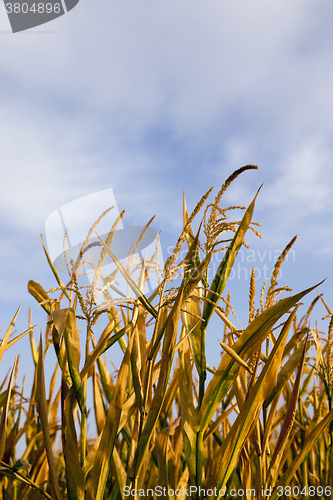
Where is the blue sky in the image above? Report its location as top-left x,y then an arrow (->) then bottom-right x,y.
1,0 -> 333,393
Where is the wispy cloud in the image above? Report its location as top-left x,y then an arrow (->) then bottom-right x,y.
0,0 -> 333,313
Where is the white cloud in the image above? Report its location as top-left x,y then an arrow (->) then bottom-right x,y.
0,0 -> 328,130
0,0 -> 333,252
266,140 -> 332,210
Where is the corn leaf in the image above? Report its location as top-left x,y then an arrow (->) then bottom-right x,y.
28,281 -> 51,315
62,381 -> 85,500
0,306 -> 21,363
0,357 -> 17,461
212,306 -> 292,497
178,329 -> 199,478
267,338 -> 308,484
181,289 -> 203,378
270,407 -> 333,500
219,341 -> 253,374
40,235 -> 71,301
89,328 -> 135,500
202,186 -> 262,329
131,286 -> 184,482
199,281 -> 323,433
264,339 -> 310,408
53,308 -> 87,416
36,336 -> 63,500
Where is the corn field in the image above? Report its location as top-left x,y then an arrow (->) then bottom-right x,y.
1,165 -> 333,500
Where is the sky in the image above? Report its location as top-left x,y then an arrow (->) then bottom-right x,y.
1,0 -> 333,400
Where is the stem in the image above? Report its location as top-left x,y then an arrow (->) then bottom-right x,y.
196,431 -> 204,500
198,327 -> 207,408
196,325 -> 206,499
0,462 -> 56,500
81,324 -> 90,467
139,283 -> 166,437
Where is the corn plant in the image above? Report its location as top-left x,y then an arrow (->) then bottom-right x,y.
1,166 -> 333,500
